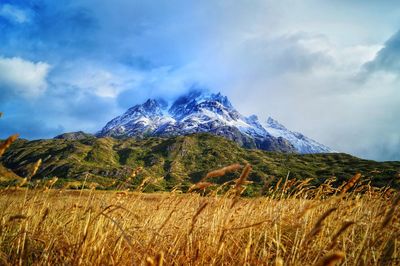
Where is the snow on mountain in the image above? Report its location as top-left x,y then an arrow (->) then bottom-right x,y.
97,90 -> 333,154
264,117 -> 333,153
97,99 -> 173,137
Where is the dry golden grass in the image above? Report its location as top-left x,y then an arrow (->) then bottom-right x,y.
0,133 -> 399,265
0,180 -> 398,265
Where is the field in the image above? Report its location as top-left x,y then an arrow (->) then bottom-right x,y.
1,134 -> 399,265
0,174 -> 399,265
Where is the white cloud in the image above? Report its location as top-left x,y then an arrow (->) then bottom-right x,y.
0,4 -> 31,24
50,60 -> 144,99
73,69 -> 124,98
206,32 -> 397,161
0,56 -> 51,97
49,57 -> 194,102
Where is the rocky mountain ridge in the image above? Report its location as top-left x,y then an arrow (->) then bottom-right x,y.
97,90 -> 332,154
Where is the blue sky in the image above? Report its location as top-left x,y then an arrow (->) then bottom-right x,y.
0,0 -> 400,161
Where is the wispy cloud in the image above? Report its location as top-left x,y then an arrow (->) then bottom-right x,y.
0,4 -> 31,24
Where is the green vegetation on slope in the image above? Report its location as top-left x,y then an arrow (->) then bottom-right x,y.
1,133 -> 399,193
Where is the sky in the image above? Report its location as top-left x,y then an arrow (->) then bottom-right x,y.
0,0 -> 400,161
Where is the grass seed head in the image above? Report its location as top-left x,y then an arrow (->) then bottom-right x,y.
203,163 -> 242,181
340,173 -> 362,194
316,251 -> 345,266
0,134 -> 19,157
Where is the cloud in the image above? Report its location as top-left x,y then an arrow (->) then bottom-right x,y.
0,1 -> 99,62
51,61 -> 132,98
0,0 -> 399,161
187,29 -> 396,161
364,30 -> 400,73
0,4 -> 31,24
0,85 -> 121,139
0,56 -> 50,98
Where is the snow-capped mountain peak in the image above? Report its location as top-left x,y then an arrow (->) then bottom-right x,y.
97,90 -> 333,154
266,117 -> 287,131
169,90 -> 234,120
130,99 -> 165,117
96,98 -> 172,137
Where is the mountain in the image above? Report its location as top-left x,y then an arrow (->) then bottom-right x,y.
2,134 -> 399,192
97,90 -> 332,154
265,117 -> 332,153
54,131 -> 95,140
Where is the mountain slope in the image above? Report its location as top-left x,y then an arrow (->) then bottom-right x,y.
54,131 -> 95,140
97,99 -> 173,138
97,90 -> 332,154
265,117 -> 332,153
2,134 -> 399,192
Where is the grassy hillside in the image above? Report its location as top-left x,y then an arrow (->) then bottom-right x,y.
1,133 -> 399,193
